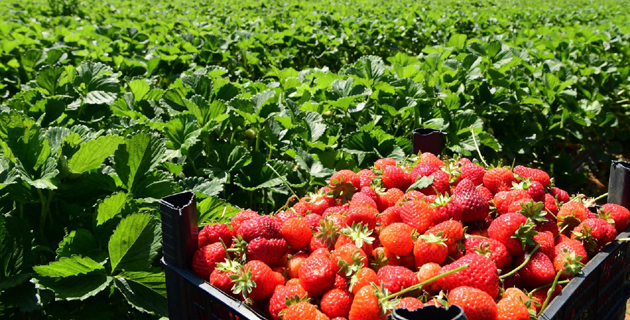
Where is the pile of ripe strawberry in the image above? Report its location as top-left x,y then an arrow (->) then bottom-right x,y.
190,153 -> 630,320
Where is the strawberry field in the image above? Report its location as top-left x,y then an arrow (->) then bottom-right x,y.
1,0 -> 630,319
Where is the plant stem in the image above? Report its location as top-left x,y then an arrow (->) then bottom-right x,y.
37,189 -> 48,242
593,193 -> 608,202
538,270 -> 563,316
529,279 -> 570,295
470,125 -> 489,167
266,163 -> 298,198
384,264 -> 470,300
499,244 -> 540,279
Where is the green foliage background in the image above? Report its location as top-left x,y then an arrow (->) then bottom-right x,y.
0,0 -> 629,318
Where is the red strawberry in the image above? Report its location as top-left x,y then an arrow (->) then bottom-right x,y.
319,186 -> 339,207
210,268 -> 237,297
350,267 -> 378,295
377,265 -> 418,294
284,301 -> 329,320
536,216 -> 560,237
488,212 -> 536,256
476,185 -> 494,202
282,217 -> 313,250
512,180 -> 545,202
494,190 -> 530,215
275,210 -> 297,225
268,284 -> 308,320
413,233 -> 448,266
198,223 -> 233,248
302,192 -> 332,215
426,220 -> 464,253
374,158 -> 397,170
292,201 -> 310,216
331,244 -> 368,275
448,286 -> 498,320
531,284 -> 562,310
464,237 -> 512,269
483,167 -> 517,194
379,223 -> 414,256
360,186 -> 379,204
192,243 -> 227,280
438,254 -> 500,299
550,187 -> 570,203
452,179 -> 490,222
306,213 -> 323,230
376,206 -> 403,232
231,209 -> 259,234
516,251 -> 556,289
336,222 -> 375,255
382,165 -> 411,191
349,285 -> 385,320
544,193 -> 559,216
409,163 -> 439,183
420,152 -> 444,167
287,252 -> 309,279
330,170 -> 361,200
323,205 -> 349,217
533,231 -> 555,259
400,200 -> 434,233
299,254 -> 335,297
600,203 -> 630,233
431,193 -> 464,223
233,260 -> 281,301
416,262 -> 441,294
460,163 -> 486,186
557,201 -> 588,232
350,192 -> 378,210
421,170 -> 450,195
396,297 -> 424,311
321,289 -> 353,318
237,216 -> 281,242
513,165 -> 551,188
496,296 -> 531,320
246,237 -> 288,266
571,218 -> 617,254
334,273 -> 349,290
358,169 -> 376,189
553,238 -> 587,278
376,188 -> 404,212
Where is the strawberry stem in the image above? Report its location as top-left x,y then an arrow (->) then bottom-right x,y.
469,125 -> 489,167
593,193 -> 608,202
499,244 -> 540,279
383,264 -> 470,300
538,270 -> 563,316
266,163 -> 299,198
529,280 -> 570,295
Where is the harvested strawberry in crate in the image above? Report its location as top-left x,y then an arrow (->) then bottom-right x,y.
160,154 -> 630,320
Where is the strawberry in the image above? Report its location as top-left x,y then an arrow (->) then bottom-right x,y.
237,215 -> 281,242
232,260 -> 281,301
448,286 -> 498,320
503,288 -> 536,312
426,220 -> 464,254
379,223 -> 415,256
409,162 -> 439,183
351,192 -> 378,209
299,254 -> 335,297
302,192 -> 332,215
550,187 -> 570,204
358,169 -> 376,189
246,237 -> 288,266
360,186 -> 379,204
600,203 -> 630,233
431,193 -> 464,223
350,267 -> 379,295
483,167 -> 517,194
210,268 -> 237,297
321,289 -> 353,318
375,188 -> 404,212
553,238 -> 587,277
501,266 -> 522,289
536,216 -> 559,236
334,273 -> 349,289
377,265 -> 418,294
421,169 -> 450,195
512,179 -> 545,202
376,206 -> 403,231
306,213 -> 324,230
460,163 -> 486,186
497,296 -> 531,320
382,165 -> 411,191
287,252 -> 309,279
464,237 -> 512,269
331,244 -> 368,275
275,210 -> 297,225
323,205 -> 349,218
284,301 -> 329,320
438,254 -> 500,299
513,165 -> 551,188
476,185 -> 494,202
488,212 -> 537,256
198,223 -> 233,248
516,251 -> 556,289
374,158 -> 397,170
396,297 -> 424,311
337,222 -> 375,254
231,209 -> 259,234
452,178 -> 490,222
494,190 -> 530,215
346,206 -> 378,230
533,231 -> 555,259
282,217 -> 313,250
319,186 -> 339,207
557,201 -> 588,232
420,152 -> 444,167
400,200 -> 434,233
544,193 -> 559,216
348,285 -> 386,320
531,284 -> 562,310
571,218 -> 617,254
416,262 -> 441,294
192,243 -> 227,280
413,233 -> 448,266
330,170 -> 361,200
268,284 -> 308,320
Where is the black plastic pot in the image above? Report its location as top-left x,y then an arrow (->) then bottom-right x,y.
412,128 -> 443,156
608,160 -> 630,208
388,305 -> 467,320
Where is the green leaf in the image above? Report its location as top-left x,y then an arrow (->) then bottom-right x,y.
108,213 -> 161,272
163,114 -> 201,154
0,111 -> 51,172
75,61 -> 120,105
114,271 -> 168,316
96,192 -> 128,226
114,133 -> 166,192
32,274 -> 112,301
208,143 -> 252,174
33,256 -> 104,278
56,229 -> 98,259
447,34 -> 468,50
128,79 -> 150,102
36,66 -> 65,96
68,135 -> 123,173
198,196 -> 239,225
407,176 -> 435,192
0,215 -> 33,281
